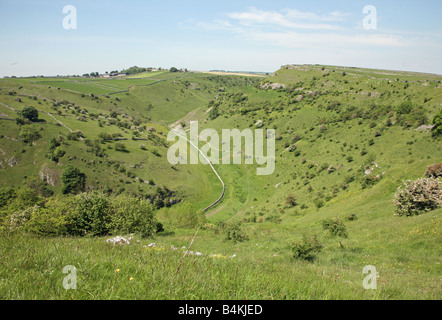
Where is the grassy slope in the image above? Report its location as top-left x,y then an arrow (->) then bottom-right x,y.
0,66 -> 441,299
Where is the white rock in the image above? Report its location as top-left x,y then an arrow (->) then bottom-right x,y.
105,236 -> 130,245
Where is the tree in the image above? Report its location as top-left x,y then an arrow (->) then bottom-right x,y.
432,109 -> 442,137
169,67 -> 178,73
61,165 -> 86,194
19,106 -> 39,122
19,125 -> 41,144
47,137 -> 65,162
115,142 -> 128,152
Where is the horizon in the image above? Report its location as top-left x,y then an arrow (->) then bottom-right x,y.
4,63 -> 442,79
1,0 -> 441,77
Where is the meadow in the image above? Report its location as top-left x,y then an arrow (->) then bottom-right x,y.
0,65 -> 441,299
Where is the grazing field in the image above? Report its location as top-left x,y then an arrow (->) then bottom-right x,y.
0,65 -> 441,300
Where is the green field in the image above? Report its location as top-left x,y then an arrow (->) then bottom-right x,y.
0,65 -> 441,300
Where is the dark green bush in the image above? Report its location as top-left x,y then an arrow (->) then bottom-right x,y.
322,217 -> 348,238
110,194 -> 156,238
68,192 -> 112,236
18,106 -> 39,122
61,165 -> 86,194
223,223 -> 248,243
290,234 -> 323,260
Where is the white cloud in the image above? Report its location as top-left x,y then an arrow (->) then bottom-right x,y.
246,31 -> 411,48
191,7 -> 413,49
226,7 -> 345,30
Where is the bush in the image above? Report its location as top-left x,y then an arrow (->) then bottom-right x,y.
19,125 -> 41,144
68,130 -> 84,141
361,174 -> 381,189
223,222 -> 248,243
285,194 -> 297,207
61,165 -> 86,195
432,109 -> 442,137
290,234 -> 323,260
322,217 -> 348,238
425,163 -> 442,178
115,142 -> 128,152
393,178 -> 442,216
0,188 -> 15,208
68,192 -> 112,236
313,198 -> 324,209
397,101 -> 412,115
24,198 -> 72,236
18,106 -> 39,122
110,194 -> 157,238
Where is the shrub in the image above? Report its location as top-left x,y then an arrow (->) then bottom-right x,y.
313,198 -> 324,209
3,206 -> 35,232
223,222 -> 248,243
0,188 -> 15,208
322,217 -> 348,238
61,165 -> 86,194
397,101 -> 413,115
24,198 -> 72,236
68,192 -> 112,236
290,234 -> 323,260
425,163 -> 442,178
285,194 -> 297,207
432,109 -> 442,137
361,174 -> 381,189
18,106 -> 39,122
393,178 -> 442,216
19,125 -> 41,144
67,130 -> 84,140
110,194 -> 157,238
115,142 -> 128,152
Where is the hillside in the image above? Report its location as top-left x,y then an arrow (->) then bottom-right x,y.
0,65 -> 441,300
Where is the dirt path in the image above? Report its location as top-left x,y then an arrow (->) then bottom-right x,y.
167,124 -> 225,212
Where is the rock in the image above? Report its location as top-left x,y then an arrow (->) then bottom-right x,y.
106,236 -> 130,245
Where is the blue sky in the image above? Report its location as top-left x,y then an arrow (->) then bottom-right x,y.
0,0 -> 441,76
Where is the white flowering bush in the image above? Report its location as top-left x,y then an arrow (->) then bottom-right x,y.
393,178 -> 441,216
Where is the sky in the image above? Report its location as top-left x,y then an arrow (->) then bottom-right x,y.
0,0 -> 441,77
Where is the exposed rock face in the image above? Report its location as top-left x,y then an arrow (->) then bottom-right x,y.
0,149 -> 19,169
39,167 -> 60,187
259,82 -> 286,90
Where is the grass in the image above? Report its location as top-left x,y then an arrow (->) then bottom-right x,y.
0,65 -> 441,300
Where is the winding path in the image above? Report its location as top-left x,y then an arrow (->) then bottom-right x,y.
164,123 -> 225,212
